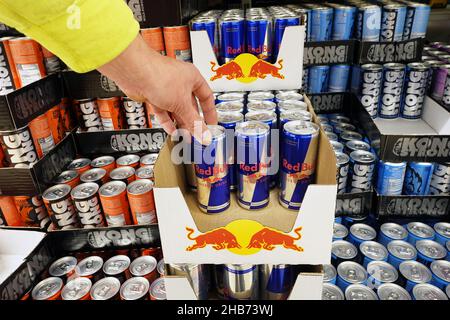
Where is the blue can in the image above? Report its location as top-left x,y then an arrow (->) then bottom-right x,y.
387,240 -> 417,269
350,65 -> 361,94
302,67 -> 309,93
348,223 -> 377,247
246,17 -> 272,61
377,161 -> 407,196
332,240 -> 358,267
220,16 -> 245,63
279,121 -> 319,211
273,15 -> 300,61
416,240 -> 447,266
323,264 -> 337,284
378,222 -> 408,247
342,215 -> 367,229
366,261 -> 398,290
309,6 -> 333,42
433,222 -> 450,246
330,5 -> 356,41
399,260 -> 432,293
401,62 -> 429,120
297,7 -> 311,42
335,216 -> 343,224
216,101 -> 245,114
193,125 -> 230,213
360,241 -> 389,268
379,63 -> 406,119
308,66 -> 330,94
403,162 -> 434,195
191,16 -> 219,56
403,3 -> 431,40
336,261 -> 368,292
380,3 -> 407,42
333,223 -> 349,241
235,121 -> 270,210
328,65 -> 351,93
406,222 -> 435,246
355,4 -> 382,42
430,260 -> 450,291
260,264 -> 293,300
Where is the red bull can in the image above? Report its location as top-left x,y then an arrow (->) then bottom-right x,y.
280,121 -> 319,211
309,6 -> 333,42
247,101 -> 277,113
246,16 -> 272,61
190,16 -> 219,56
247,91 -> 275,103
273,14 -> 300,61
279,110 -> 312,128
260,264 -> 293,300
216,92 -> 246,104
235,121 -> 270,210
216,101 -> 245,114
277,100 -> 307,113
308,66 -> 330,94
275,92 -> 304,103
380,3 -> 407,42
193,125 -> 230,213
223,264 -> 259,300
219,16 -> 245,63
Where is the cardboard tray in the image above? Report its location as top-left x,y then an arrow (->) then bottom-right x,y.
355,38 -> 424,64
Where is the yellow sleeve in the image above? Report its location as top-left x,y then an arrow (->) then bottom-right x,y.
0,0 -> 139,73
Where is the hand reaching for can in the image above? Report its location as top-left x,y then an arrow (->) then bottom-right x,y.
98,34 -> 217,145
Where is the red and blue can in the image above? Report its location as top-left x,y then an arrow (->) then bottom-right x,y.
308,66 -> 330,94
328,65 -> 351,93
260,264 -> 293,300
430,260 -> 450,291
380,3 -> 407,42
190,16 -> 219,56
403,162 -> 434,195
273,14 -> 300,61
246,16 -> 272,61
279,121 -> 319,211
403,3 -> 430,40
193,125 -> 230,213
309,6 -> 333,42
387,240 -> 417,269
219,16 -> 245,63
247,91 -> 275,103
355,4 -> 382,41
216,92 -> 246,104
406,222 -> 435,246
247,100 -> 276,113
223,264 -> 259,300
279,110 -> 312,129
378,222 -> 408,247
330,4 -> 356,41
415,240 -> 447,266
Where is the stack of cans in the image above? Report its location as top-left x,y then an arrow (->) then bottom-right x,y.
324,219 -> 450,300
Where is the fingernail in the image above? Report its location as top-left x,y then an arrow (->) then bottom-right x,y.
201,129 -> 212,146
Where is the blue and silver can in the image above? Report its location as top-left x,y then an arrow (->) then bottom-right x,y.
412,283 -> 448,300
433,222 -> 450,246
378,222 -> 408,247
247,91 -> 275,103
279,110 -> 312,128
328,65 -> 351,93
348,150 -> 376,193
309,6 -> 334,42
366,260 -> 398,290
216,92 -> 246,104
330,5 -> 356,41
360,241 -> 389,268
429,162 -> 450,195
416,240 -> 447,266
236,121 -> 270,210
380,3 -> 407,42
223,264 -> 259,300
430,260 -> 450,291
406,222 -> 435,246
219,16 -> 245,63
277,100 -> 307,113
190,16 -> 219,56
339,131 -> 364,145
357,64 -> 383,119
336,152 -> 350,194
326,131 -> 339,142
333,123 -> 357,136
349,223 -> 377,247
332,240 -> 358,266
247,100 -> 277,113
379,63 -> 406,119
275,92 -> 304,103
308,66 -> 330,94
333,223 -> 349,241
246,16 -> 272,61
323,264 -> 337,284
322,283 -> 344,300
260,264 -> 293,300
399,260 -> 432,293
387,240 -> 417,269
401,62 -> 429,119
331,140 -> 345,153
273,15 -> 300,61
377,161 -> 407,196
322,123 -> 335,133
355,4 -> 382,42
403,3 -> 431,40
216,101 -> 245,114
302,67 -> 309,93
403,162 -> 434,195
336,261 -> 368,292
279,121 -> 319,210
193,125 -> 230,214
377,283 -> 411,300
345,284 -> 378,300
344,140 -> 371,155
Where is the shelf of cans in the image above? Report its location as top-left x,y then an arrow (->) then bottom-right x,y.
322,216 -> 450,300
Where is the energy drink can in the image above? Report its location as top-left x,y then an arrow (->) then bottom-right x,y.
29,114 -> 55,158
330,5 -> 356,41
236,121 -> 270,210
433,222 -> 450,246
223,264 -> 259,300
61,277 -> 92,301
323,264 -> 337,284
219,16 -> 245,63
71,182 -> 106,228
123,97 -> 148,129
355,4 -> 382,41
387,240 -> 417,269
322,123 -> 335,133
80,168 -> 109,186
75,99 -> 104,132
127,179 -> 157,225
360,241 -> 389,268
331,240 -> 358,266
377,161 -> 407,196
59,97 -> 75,132
141,27 -> 166,56
277,100 -> 307,113
331,140 -> 345,153
67,158 -> 91,175
380,3 -> 407,42
430,64 -> 450,101
116,154 -> 140,169
415,240 -> 446,266
328,65 -> 351,93
339,131 -> 363,145
91,155 -> 116,175
336,152 -> 350,194
46,104 -> 64,144
97,97 -> 124,130
443,72 -> 450,106
273,15 -> 300,61
90,277 -> 121,300
348,223 -> 377,247
135,166 -> 154,181
406,222 -> 435,245
42,184 -> 79,230
166,264 -> 209,300
129,255 -> 157,283
246,16 -> 272,61
366,260 -> 398,289
139,154 -> 158,168
344,140 -> 371,155
216,92 -> 246,104
163,26 -> 192,62
260,264 -> 293,300
430,260 -> 450,290
412,283 -> 448,300
302,67 -> 309,92
348,150 -> 376,193
309,6 -> 333,41
401,62 -> 429,119
379,63 -> 406,119
13,195 -> 50,228
280,121 -> 319,210
279,110 -> 312,128
326,131 -> 338,142
0,37 -> 20,93
377,283 -> 411,300
53,170 -> 80,189
357,64 -> 383,118
399,260 -> 432,293
191,16 -> 219,56
345,284 -> 378,300
333,223 -> 349,241
144,103 -> 162,128
216,101 -> 245,115
99,181 -> 132,226
2,196 -> 25,226
308,66 -> 330,94
31,277 -> 63,300
403,162 -> 434,195
378,222 -> 408,247
103,255 -> 131,284
248,91 -> 275,103
322,283 -> 344,300
247,101 -> 277,113
75,256 -> 104,282
275,92 -> 304,103
336,261 -> 368,292
403,3 -> 430,40
120,277 -> 150,301
149,278 -> 166,300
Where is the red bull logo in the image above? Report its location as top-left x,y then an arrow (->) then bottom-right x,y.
185,220 -> 303,255
209,54 -> 285,84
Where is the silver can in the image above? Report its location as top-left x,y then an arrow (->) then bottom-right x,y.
90,277 -> 121,300
322,283 -> 344,300
223,264 -> 259,300
120,277 -> 150,300
345,284 -> 378,300
377,283 -> 411,300
167,263 -> 210,300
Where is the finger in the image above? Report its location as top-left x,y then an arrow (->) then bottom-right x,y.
152,105 -> 176,135
192,71 -> 217,125
180,98 -> 212,146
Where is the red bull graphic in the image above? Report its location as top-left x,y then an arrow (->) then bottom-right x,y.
186,227 -> 241,251
210,61 -> 244,81
246,227 -> 303,252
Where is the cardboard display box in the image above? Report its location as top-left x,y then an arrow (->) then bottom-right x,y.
355,38 -> 424,65
303,40 -> 355,67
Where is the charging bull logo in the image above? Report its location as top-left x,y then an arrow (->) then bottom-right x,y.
209,53 -> 284,84
185,220 -> 303,255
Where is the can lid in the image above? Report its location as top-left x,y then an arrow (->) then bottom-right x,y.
333,223 -> 348,239
407,62 -> 430,70
136,166 -> 154,179
216,101 -> 244,113
91,155 -> 115,168
103,255 -> 131,275
280,109 -> 312,122
67,158 -> 91,170
346,140 -> 371,152
71,182 -> 99,200
99,180 -> 127,197
377,283 -> 411,300
75,256 -> 104,276
140,153 -> 159,166
277,100 -> 307,111
218,111 -> 244,124
330,141 -> 344,152
430,260 -> 450,282
350,150 -> 376,164
329,115 -> 350,123
341,131 -> 363,141
247,91 -> 274,100
434,222 -> 450,239
110,167 -> 135,181
53,170 -> 78,184
334,122 -> 356,132
332,240 -> 358,259
235,121 -> 270,136
61,277 -> 92,300
48,256 -> 77,277
446,284 -> 450,298
387,240 -> 417,260
275,92 -> 303,101
127,179 -> 154,195
157,259 -> 165,276
284,120 -> 320,136
407,222 -> 435,238
384,62 -> 406,70
335,152 -> 350,166
367,261 -> 398,283
325,132 -> 338,141
399,260 -> 432,283
350,223 -> 377,241
116,154 -> 140,166
245,111 -> 277,122
322,283 -> 344,300
217,92 -> 246,101
43,184 -> 71,201
129,255 -> 157,276
360,241 -> 388,261
80,168 -> 107,183
31,277 -> 63,300
380,223 -> 408,240
337,261 -> 367,284
446,240 -> 450,252
345,284 -> 378,301
416,240 -> 447,259
247,100 -> 276,112
323,264 -> 337,282
120,277 -> 150,300
150,278 -> 166,300
90,277 -> 121,300
413,284 -> 448,301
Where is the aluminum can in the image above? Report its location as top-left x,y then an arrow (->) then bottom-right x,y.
336,261 -> 367,291
403,162 -> 434,195
355,4 -> 382,41
378,222 -> 408,247
348,150 -> 376,193
308,65 -> 330,94
71,182 -> 106,228
379,63 -> 406,119
401,62 -> 429,119
387,240 -> 417,269
380,3 -> 407,42
43,184 -> 79,230
377,161 -> 407,195
328,64 -> 351,93
260,264 -> 293,300
322,283 -> 344,300
403,3 -> 430,40
377,283 -> 411,300
167,264 -> 209,300
223,264 -> 259,300
309,6 -> 333,41
246,16 -> 272,61
399,260 -> 432,293
357,64 -> 383,118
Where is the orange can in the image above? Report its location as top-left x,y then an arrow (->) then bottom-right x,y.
141,27 -> 166,56
13,195 -> 50,228
53,170 -> 80,189
99,181 -> 132,226
116,154 -> 140,169
163,26 -> 192,62
29,114 -> 55,158
0,195 -> 24,226
0,37 -> 21,91
67,158 -> 92,175
46,104 -> 64,144
61,277 -> 92,301
127,179 -> 156,225
40,45 -> 61,75
31,277 -> 63,300
7,37 -> 46,88
97,97 -> 125,130
91,155 -> 116,175
144,103 -> 162,128
60,97 -> 75,132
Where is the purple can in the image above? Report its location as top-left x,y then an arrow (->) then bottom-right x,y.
431,64 -> 450,101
